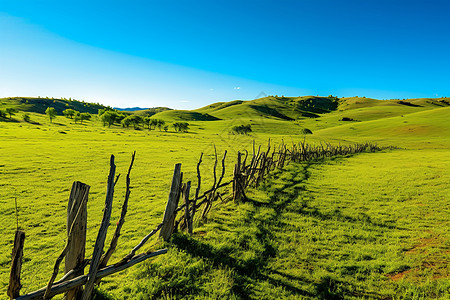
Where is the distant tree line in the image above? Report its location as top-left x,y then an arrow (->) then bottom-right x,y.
63,108 -> 92,124
99,109 -> 187,132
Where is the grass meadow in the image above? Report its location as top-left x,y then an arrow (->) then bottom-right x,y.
0,98 -> 449,299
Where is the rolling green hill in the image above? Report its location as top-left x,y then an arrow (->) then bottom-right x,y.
195,96 -> 338,120
151,109 -> 221,121
0,97 -> 107,115
133,107 -> 172,117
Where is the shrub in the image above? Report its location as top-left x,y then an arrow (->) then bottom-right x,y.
301,128 -> 313,134
231,124 -> 252,135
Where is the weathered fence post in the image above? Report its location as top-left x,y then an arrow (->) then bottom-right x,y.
183,181 -> 192,234
66,181 -> 90,300
160,163 -> 182,241
8,230 -> 25,299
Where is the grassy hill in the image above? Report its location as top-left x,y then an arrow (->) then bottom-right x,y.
133,107 -> 172,117
152,109 -> 221,121
0,97 -> 107,115
195,96 -> 339,120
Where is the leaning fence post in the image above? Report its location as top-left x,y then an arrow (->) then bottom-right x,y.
65,181 -> 90,300
160,163 -> 182,242
7,230 -> 25,299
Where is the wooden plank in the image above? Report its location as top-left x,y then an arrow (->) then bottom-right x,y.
15,249 -> 168,300
81,155 -> 116,300
159,163 -> 182,241
66,181 -> 90,300
7,230 -> 25,299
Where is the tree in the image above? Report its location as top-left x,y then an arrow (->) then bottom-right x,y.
128,115 -> 143,129
143,116 -> 152,129
79,113 -> 91,124
157,119 -> 165,131
121,116 -> 132,128
63,109 -> 77,119
6,108 -> 17,118
0,109 -> 6,118
173,122 -> 189,132
45,107 -> 57,123
150,118 -> 158,130
101,111 -> 118,127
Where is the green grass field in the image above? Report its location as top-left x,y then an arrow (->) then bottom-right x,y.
0,96 -> 449,299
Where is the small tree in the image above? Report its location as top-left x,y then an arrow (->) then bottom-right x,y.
101,111 -> 118,127
157,119 -> 165,131
150,118 -> 158,130
173,122 -> 189,132
144,116 -> 152,129
63,109 -> 77,119
121,116 -> 132,128
79,112 -> 91,124
129,115 -> 143,129
0,109 -> 6,118
45,107 -> 57,123
6,108 -> 17,119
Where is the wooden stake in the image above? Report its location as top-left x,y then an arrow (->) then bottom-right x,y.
184,181 -> 192,234
160,163 -> 182,241
7,230 -> 25,299
65,181 -> 90,300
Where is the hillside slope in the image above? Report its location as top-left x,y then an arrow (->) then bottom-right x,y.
0,97 -> 107,115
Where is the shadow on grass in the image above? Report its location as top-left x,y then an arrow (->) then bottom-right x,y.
172,160 -> 393,299
0,117 -> 20,122
172,163 -> 317,298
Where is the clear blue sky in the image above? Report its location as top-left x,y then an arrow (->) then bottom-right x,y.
1,0 -> 449,109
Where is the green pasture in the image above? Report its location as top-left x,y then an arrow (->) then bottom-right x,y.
0,96 -> 449,299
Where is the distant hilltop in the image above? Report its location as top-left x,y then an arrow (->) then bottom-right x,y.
114,107 -> 149,111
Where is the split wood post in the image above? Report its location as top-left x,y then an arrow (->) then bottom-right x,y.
160,163 -> 182,241
66,181 -> 90,300
233,152 -> 242,202
81,155 -> 116,300
191,153 -> 203,226
7,230 -> 25,299
184,181 -> 192,234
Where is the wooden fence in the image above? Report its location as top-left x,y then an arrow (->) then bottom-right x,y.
7,140 -> 392,299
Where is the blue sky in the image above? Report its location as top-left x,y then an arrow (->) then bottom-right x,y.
1,0 -> 449,109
